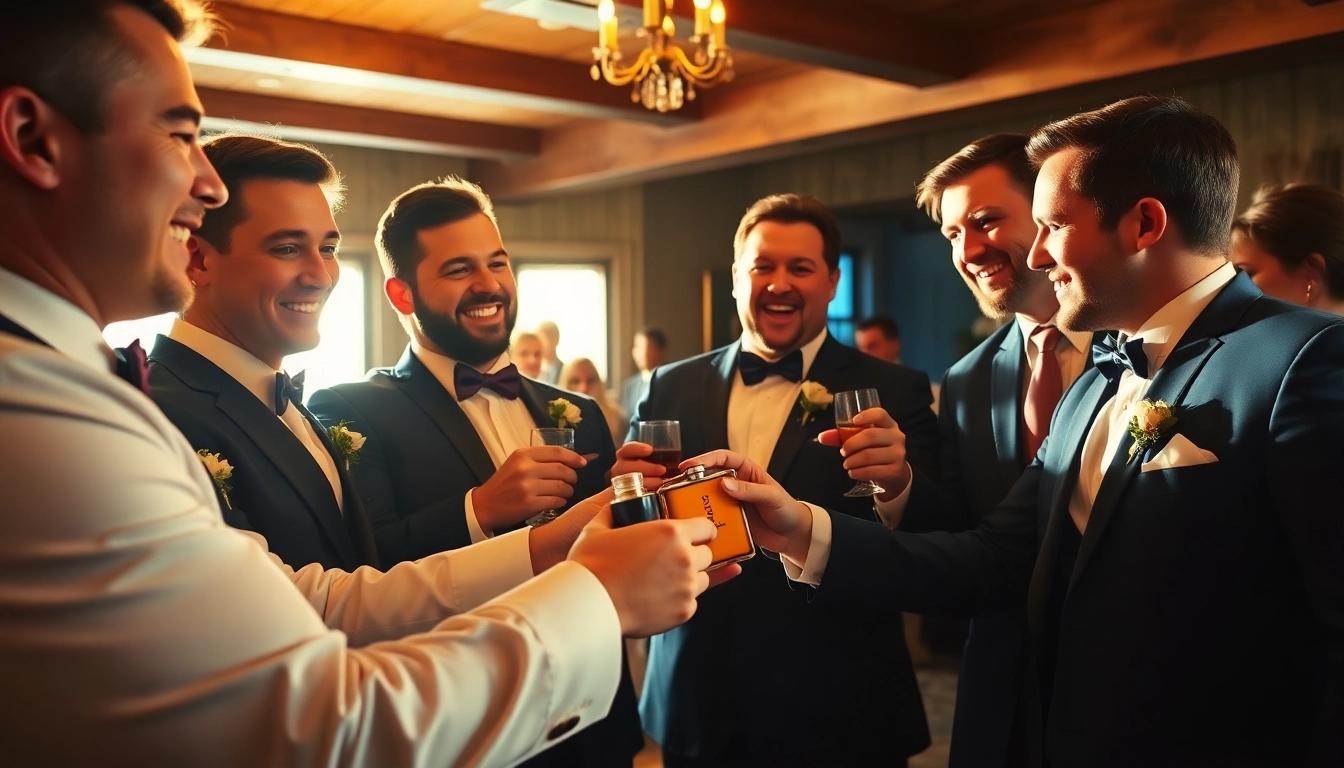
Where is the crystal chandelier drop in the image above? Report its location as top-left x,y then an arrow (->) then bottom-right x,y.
590,0 -> 733,113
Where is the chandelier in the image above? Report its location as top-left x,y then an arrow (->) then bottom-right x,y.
590,0 -> 733,113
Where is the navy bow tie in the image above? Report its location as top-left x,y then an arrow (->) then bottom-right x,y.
738,349 -> 804,386
1092,333 -> 1149,383
275,370 -> 305,416
115,339 -> 151,396
455,362 -> 522,400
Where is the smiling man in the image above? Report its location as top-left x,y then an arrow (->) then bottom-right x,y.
145,133 -> 380,571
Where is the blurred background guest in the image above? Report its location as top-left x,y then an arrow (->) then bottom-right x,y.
621,327 -> 667,417
1231,182 -> 1344,315
537,319 -> 563,383
511,330 -> 545,379
855,314 -> 902,363
561,357 -> 626,444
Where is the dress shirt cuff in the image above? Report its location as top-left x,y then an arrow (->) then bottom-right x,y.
873,471 -> 914,530
446,528 -> 534,611
464,489 -> 491,544
781,502 -> 832,586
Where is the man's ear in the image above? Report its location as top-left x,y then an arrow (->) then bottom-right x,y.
1130,197 -> 1169,252
385,277 -> 416,316
1305,252 -> 1328,285
186,236 -> 215,287
0,87 -> 69,191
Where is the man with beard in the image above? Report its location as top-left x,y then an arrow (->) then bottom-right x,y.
896,133 -> 1097,767
146,133 -> 380,572
307,177 -> 643,768
612,193 -> 945,767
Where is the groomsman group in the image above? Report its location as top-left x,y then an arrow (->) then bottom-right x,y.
1,1 -> 1340,765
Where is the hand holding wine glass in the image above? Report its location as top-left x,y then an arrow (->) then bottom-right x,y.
525,427 -> 577,526
824,389 -> 911,500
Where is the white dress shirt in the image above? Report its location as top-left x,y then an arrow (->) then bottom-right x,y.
0,267 -> 621,766
412,342 -> 538,543
788,261 -> 1238,586
168,318 -> 344,513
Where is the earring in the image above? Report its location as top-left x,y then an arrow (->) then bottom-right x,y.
1306,281 -> 1314,303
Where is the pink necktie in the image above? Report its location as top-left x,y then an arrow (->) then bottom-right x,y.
1023,325 -> 1063,461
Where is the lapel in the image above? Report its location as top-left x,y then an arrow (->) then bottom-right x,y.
391,346 -> 497,485
149,336 -> 358,567
766,335 -> 849,480
518,378 -> 553,430
298,401 -> 380,568
990,323 -> 1026,486
701,342 -> 738,452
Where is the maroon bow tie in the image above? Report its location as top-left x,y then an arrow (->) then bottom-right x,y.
115,340 -> 151,396
454,363 -> 522,400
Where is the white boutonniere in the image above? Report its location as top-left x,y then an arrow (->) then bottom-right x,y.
325,421 -> 366,468
196,449 -> 234,509
548,397 -> 583,429
1127,399 -> 1178,464
797,381 -> 834,426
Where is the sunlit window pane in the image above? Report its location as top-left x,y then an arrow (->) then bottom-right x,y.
515,265 -> 609,382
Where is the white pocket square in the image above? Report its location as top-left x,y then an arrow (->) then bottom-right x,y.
1140,432 -> 1219,472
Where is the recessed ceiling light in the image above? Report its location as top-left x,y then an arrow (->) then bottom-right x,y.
537,19 -> 569,31
254,77 -> 284,89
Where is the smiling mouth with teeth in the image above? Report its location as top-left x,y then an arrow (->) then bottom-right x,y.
463,305 -> 501,319
973,262 -> 1008,279
281,302 -> 322,314
169,224 -> 191,244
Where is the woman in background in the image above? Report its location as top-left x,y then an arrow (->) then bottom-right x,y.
511,331 -> 545,379
1231,182 -> 1344,315
560,358 -> 626,444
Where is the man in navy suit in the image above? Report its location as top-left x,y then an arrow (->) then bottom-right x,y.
613,194 -> 946,767
307,178 -> 640,768
148,133 -> 379,572
620,327 -> 667,418
710,96 -> 1344,767
904,133 -> 1098,767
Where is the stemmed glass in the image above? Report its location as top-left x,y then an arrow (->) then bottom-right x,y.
834,388 -> 885,498
526,427 -> 575,526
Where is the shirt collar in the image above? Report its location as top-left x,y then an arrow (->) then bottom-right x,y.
739,326 -> 829,380
0,267 -> 116,374
169,318 -> 288,410
1128,261 -> 1237,373
411,340 -> 514,402
1014,313 -> 1091,358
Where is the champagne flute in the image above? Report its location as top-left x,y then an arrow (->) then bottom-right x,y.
526,427 -> 576,527
834,388 -> 885,498
636,420 -> 682,479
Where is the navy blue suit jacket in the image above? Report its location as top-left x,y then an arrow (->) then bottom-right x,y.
819,274 -> 1344,767
147,335 -> 379,572
307,345 -> 641,768
634,335 -> 944,765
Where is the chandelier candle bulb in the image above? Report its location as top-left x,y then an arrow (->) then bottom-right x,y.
656,464 -> 755,569
694,0 -> 710,37
710,0 -> 725,48
644,0 -> 663,30
598,0 -> 616,49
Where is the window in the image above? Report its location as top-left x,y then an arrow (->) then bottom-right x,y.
514,263 -> 609,382
827,252 -> 856,342
102,259 -> 369,403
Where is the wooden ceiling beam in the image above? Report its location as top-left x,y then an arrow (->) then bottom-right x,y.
197,88 -> 541,160
613,0 -> 964,85
478,0 -> 1344,199
202,2 -> 700,125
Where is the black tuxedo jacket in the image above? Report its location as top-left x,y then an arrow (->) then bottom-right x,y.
821,274 -> 1344,767
918,321 -> 1101,767
146,335 -> 379,572
634,335 -> 944,765
307,345 -> 640,768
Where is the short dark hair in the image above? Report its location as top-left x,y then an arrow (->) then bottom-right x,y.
194,134 -> 344,252
857,315 -> 900,340
637,327 -> 667,348
1026,95 -> 1239,255
377,177 -> 498,283
916,134 -> 1035,223
734,194 -> 843,272
1234,183 -> 1344,300
0,0 -> 213,135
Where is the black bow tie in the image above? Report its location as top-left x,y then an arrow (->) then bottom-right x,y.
1092,333 -> 1149,383
455,362 -> 522,400
274,370 -> 305,416
738,349 -> 804,386
114,339 -> 151,396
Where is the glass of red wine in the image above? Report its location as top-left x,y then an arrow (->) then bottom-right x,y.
637,420 -> 682,479
834,388 -> 885,498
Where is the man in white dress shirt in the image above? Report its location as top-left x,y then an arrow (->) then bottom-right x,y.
0,2 -> 724,765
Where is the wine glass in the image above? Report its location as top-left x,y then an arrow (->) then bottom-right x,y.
636,420 -> 682,479
525,427 -> 576,527
834,388 -> 885,498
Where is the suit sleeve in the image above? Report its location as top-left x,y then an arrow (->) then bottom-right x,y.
886,367 -> 959,534
308,387 -> 474,563
1265,322 -> 1344,763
